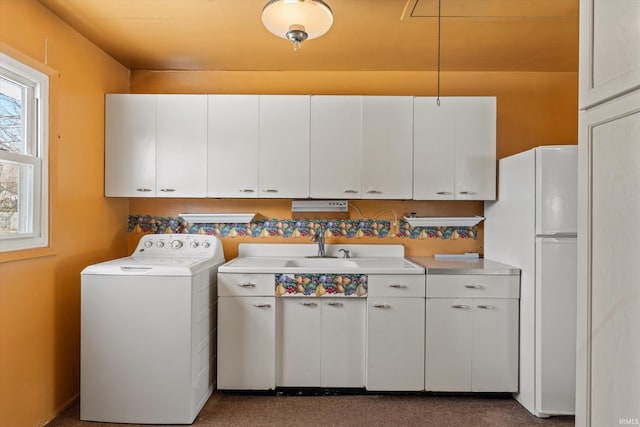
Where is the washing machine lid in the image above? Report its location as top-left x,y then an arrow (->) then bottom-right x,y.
81,255 -> 219,276
81,234 -> 225,276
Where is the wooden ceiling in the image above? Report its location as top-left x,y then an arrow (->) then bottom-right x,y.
35,0 -> 579,72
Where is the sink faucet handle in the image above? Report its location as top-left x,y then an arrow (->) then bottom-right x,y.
338,249 -> 351,259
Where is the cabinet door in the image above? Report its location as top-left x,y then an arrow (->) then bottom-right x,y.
156,95 -> 207,197
217,297 -> 275,390
259,95 -> 310,198
277,299 -> 321,387
453,97 -> 496,200
425,298 -> 472,391
361,96 -> 413,199
310,96 -> 362,198
579,0 -> 640,109
413,97 -> 455,200
105,94 -> 156,197
321,299 -> 365,388
366,297 -> 425,391
208,95 -> 259,197
471,299 -> 519,392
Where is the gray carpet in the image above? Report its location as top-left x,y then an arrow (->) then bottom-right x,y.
47,391 -> 575,426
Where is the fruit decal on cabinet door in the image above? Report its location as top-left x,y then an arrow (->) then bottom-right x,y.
275,274 -> 368,297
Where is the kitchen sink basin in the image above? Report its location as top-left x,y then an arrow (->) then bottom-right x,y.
284,258 -> 359,268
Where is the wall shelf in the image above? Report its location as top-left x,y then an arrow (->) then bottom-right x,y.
403,216 -> 485,227
179,213 -> 256,224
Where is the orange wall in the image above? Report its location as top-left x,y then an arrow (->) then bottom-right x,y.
0,1 -> 130,426
128,70 -> 577,258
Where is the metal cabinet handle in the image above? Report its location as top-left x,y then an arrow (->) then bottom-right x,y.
464,284 -> 484,289
343,189 -> 359,194
262,189 -> 278,193
136,188 -> 152,192
159,188 -> 176,192
451,304 -> 471,309
459,191 -> 477,195
325,301 -> 344,307
477,304 -> 496,309
300,301 -> 318,307
436,191 -> 452,195
366,190 -> 382,194
237,282 -> 256,287
389,284 -> 408,288
253,303 -> 271,308
239,189 -> 255,193
373,303 -> 391,309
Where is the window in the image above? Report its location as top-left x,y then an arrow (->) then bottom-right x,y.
0,52 -> 48,252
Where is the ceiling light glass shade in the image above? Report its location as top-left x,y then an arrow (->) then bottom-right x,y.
262,0 -> 333,50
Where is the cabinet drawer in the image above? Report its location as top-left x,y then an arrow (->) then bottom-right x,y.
368,274 -> 426,298
218,273 -> 274,296
426,274 -> 519,298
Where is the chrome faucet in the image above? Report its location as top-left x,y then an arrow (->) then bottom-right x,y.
311,226 -> 326,257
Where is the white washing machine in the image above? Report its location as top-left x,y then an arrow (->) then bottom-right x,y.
80,233 -> 225,424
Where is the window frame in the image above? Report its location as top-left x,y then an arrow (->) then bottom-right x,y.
0,51 -> 49,252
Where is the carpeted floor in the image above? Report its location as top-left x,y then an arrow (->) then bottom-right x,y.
47,391 -> 575,427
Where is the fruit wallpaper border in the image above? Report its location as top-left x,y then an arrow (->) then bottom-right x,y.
275,273 -> 367,297
128,215 -> 478,240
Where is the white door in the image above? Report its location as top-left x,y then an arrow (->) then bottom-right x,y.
454,97 -> 496,200
413,97 -> 455,200
472,299 -> 519,392
577,92 -> 640,426
361,96 -> 413,199
320,299 -> 365,387
208,95 -> 259,197
259,95 -> 310,198
310,96 -> 362,198
425,298 -> 472,391
277,299 -> 321,387
217,296 -> 275,390
105,94 -> 156,196
535,147 -> 577,235
366,297 -> 425,391
156,95 -> 207,197
535,237 -> 577,414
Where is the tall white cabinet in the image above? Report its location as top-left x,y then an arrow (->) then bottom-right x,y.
413,97 -> 496,200
577,1 -> 640,426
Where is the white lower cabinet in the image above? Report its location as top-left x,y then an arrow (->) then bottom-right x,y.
277,298 -> 365,388
366,297 -> 425,391
217,296 -> 275,390
217,273 -> 275,390
425,289 -> 519,392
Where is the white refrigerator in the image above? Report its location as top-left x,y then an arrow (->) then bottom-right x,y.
484,146 -> 577,417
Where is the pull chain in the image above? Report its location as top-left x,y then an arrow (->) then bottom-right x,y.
436,0 -> 441,106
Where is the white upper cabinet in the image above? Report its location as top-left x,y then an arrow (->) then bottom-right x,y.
105,94 -> 156,197
259,95 -> 310,198
579,0 -> 640,109
310,96 -> 363,198
208,95 -> 259,197
361,96 -> 414,199
413,97 -> 496,200
105,94 -> 207,198
156,95 -> 207,197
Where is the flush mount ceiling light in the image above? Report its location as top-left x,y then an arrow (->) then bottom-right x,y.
261,0 -> 333,51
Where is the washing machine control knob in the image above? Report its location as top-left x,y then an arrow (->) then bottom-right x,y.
202,242 -> 211,249
190,241 -> 199,248
171,240 -> 183,249
156,241 -> 165,248
144,240 -> 153,248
